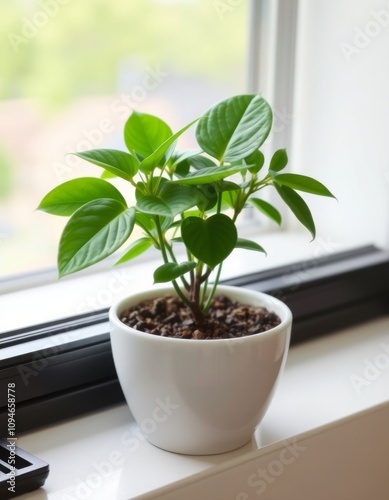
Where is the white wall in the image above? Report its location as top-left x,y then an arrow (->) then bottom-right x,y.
291,0 -> 389,249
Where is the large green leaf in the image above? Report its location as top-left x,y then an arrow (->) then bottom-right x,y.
115,237 -> 153,265
136,196 -> 170,217
249,198 -> 282,226
196,94 -> 272,162
37,177 -> 126,216
153,261 -> 197,284
140,119 -> 198,173
124,111 -> 172,158
58,200 -> 135,277
136,184 -> 203,217
275,185 -> 316,239
73,149 -> 139,181
272,173 -> 336,198
181,214 -> 237,268
171,164 -> 248,185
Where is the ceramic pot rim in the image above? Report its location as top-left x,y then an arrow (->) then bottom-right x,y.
109,285 -> 293,345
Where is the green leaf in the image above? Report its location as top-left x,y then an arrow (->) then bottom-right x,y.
196,94 -> 272,162
73,149 -> 139,181
168,220 -> 182,230
171,149 -> 202,177
174,154 -> 217,179
136,196 -> 169,217
269,149 -> 288,173
174,159 -> 190,178
37,177 -> 127,216
161,216 -> 175,232
235,238 -> 267,254
249,198 -> 282,226
196,184 -> 217,211
100,170 -> 116,179
140,118 -> 198,173
135,212 -> 154,232
124,111 -> 172,158
153,261 -> 197,284
135,178 -> 168,202
137,184 -> 203,217
171,148 -> 202,166
170,236 -> 183,243
245,150 -> 265,174
181,214 -> 237,268
171,164 -> 249,185
216,180 -> 241,192
115,237 -> 153,265
188,155 -> 216,170
272,173 -> 336,198
222,189 -> 240,209
275,185 -> 316,239
58,201 -> 136,277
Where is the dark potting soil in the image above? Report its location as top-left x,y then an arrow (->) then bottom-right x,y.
119,295 -> 281,340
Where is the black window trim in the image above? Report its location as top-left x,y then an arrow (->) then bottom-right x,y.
1,244 -> 388,433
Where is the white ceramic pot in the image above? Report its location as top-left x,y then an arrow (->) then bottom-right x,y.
109,285 -> 292,455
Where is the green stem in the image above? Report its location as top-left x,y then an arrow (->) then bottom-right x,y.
200,277 -> 209,305
200,267 -> 212,284
154,215 -> 169,264
154,166 -> 168,193
216,190 -> 222,214
171,279 -> 193,308
154,214 -> 199,315
203,263 -> 223,313
233,174 -> 266,222
166,242 -> 190,291
137,171 -> 148,190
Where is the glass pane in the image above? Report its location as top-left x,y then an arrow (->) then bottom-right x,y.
292,0 -> 389,251
0,0 -> 248,279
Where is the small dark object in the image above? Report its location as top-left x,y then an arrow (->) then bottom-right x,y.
0,439 -> 49,498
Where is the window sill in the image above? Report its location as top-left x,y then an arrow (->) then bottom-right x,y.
16,315 -> 389,499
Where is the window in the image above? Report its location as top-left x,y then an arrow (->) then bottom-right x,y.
291,0 -> 389,250
0,0 -> 248,280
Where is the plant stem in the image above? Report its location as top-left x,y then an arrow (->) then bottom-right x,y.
203,263 -> 223,314
200,277 -> 209,305
166,242 -> 190,290
154,214 -> 204,322
154,215 -> 169,263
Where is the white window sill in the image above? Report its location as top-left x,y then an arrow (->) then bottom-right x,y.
16,314 -> 389,499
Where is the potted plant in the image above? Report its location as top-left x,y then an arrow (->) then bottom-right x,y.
38,94 -> 334,455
